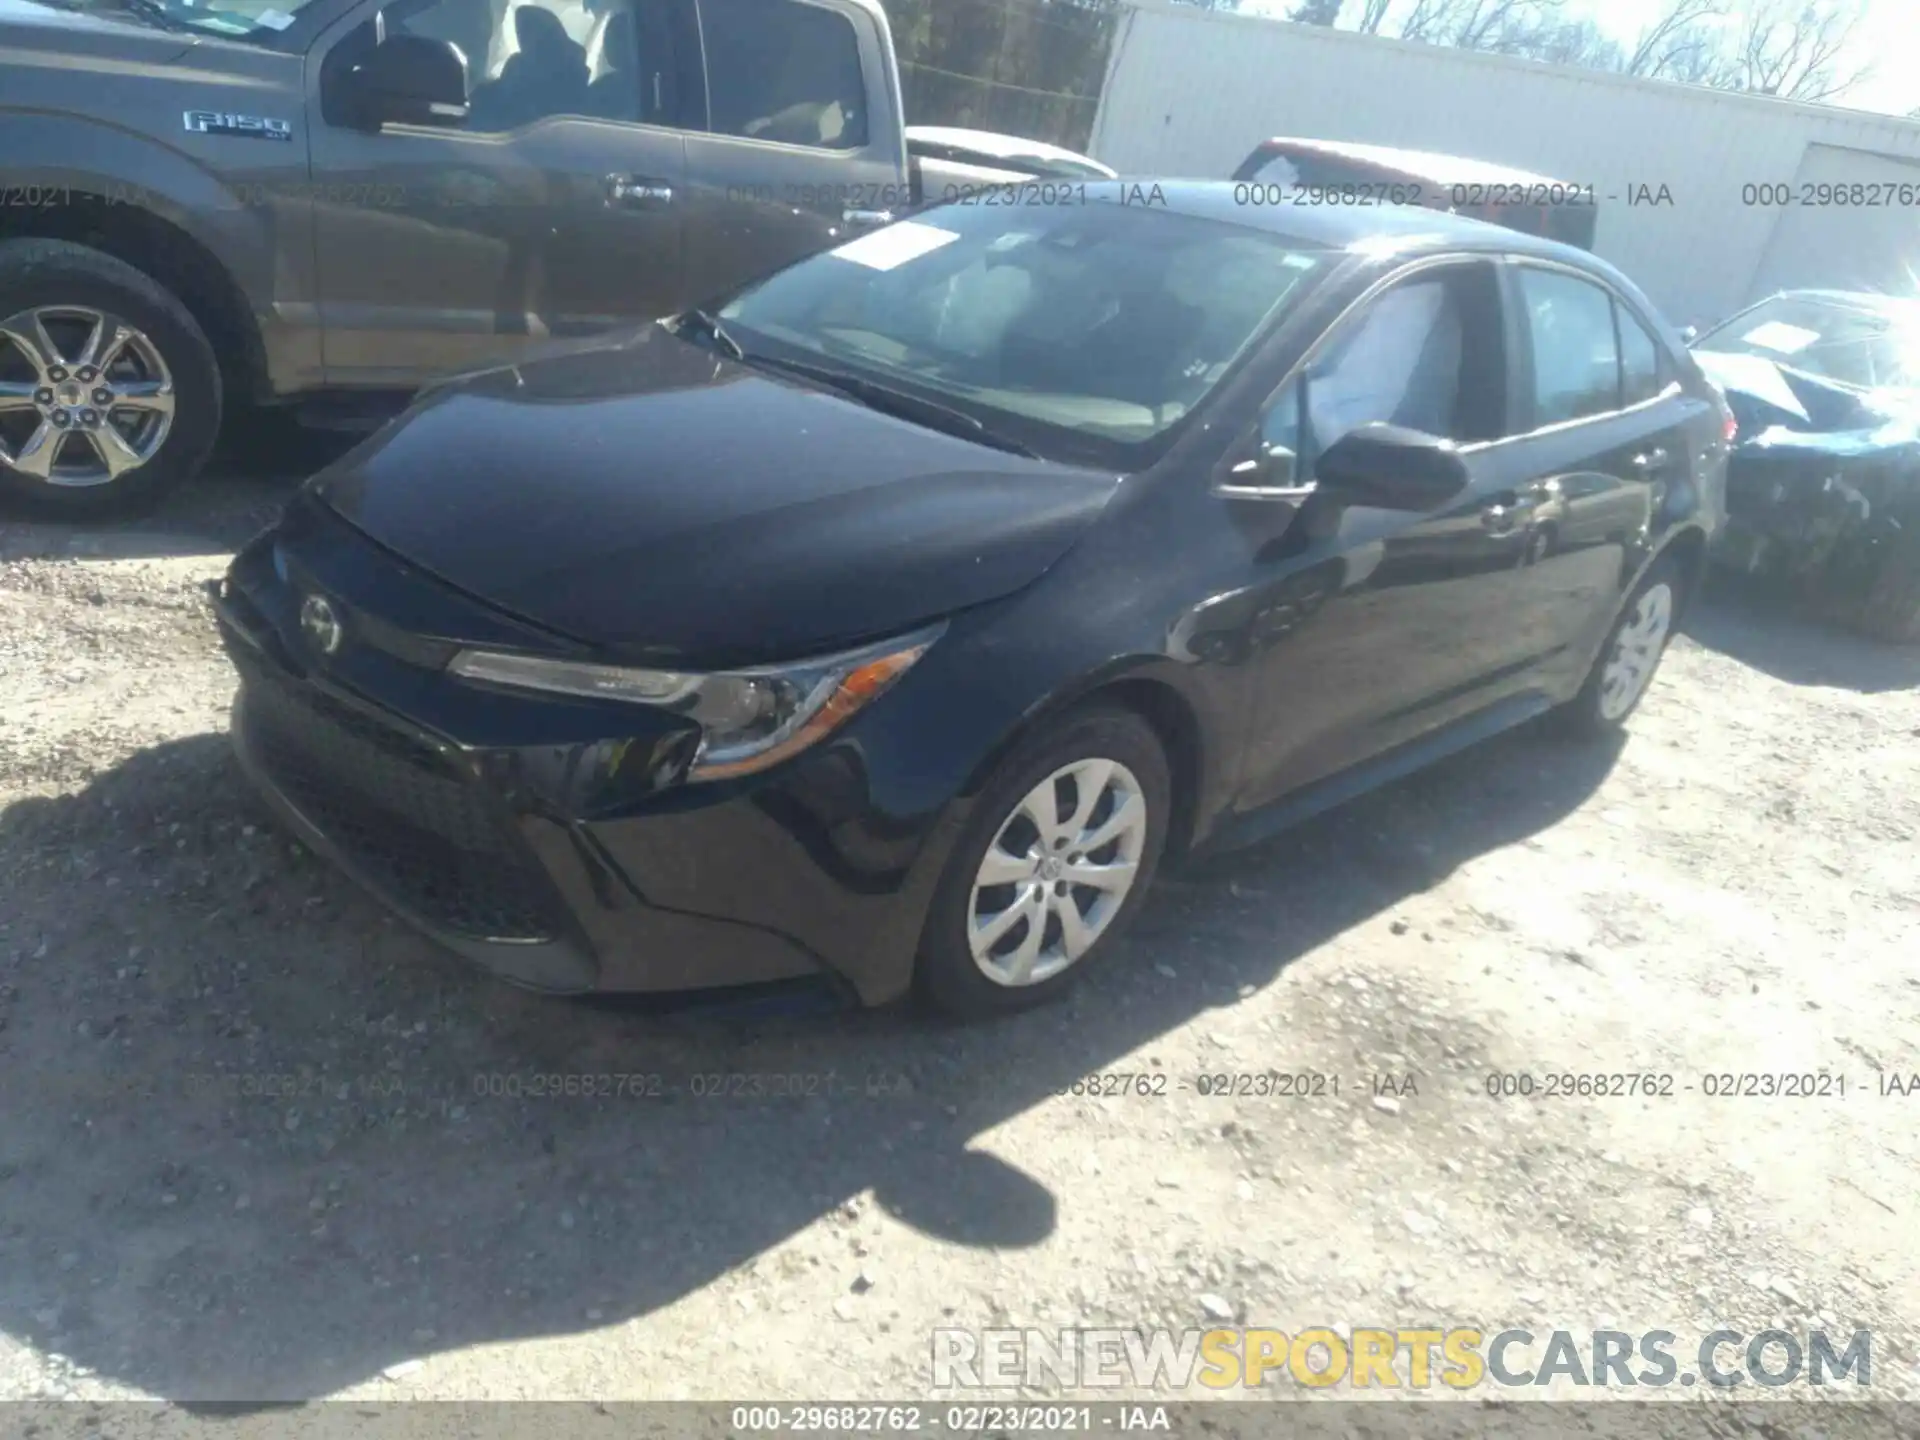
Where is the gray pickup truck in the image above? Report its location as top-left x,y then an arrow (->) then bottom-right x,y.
0,0 -> 1026,515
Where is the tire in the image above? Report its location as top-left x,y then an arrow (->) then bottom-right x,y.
916,703 -> 1171,1020
0,238 -> 222,520
1557,555 -> 1682,737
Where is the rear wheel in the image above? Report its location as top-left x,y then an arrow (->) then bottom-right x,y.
916,704 -> 1170,1020
1558,557 -> 1681,736
0,239 -> 221,519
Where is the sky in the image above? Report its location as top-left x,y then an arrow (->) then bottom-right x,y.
1237,0 -> 1920,118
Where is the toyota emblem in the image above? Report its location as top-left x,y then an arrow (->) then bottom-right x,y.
300,593 -> 344,656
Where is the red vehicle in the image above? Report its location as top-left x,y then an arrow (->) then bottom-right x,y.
1232,137 -> 1599,250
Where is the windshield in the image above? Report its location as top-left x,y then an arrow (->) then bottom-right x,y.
1695,294 -> 1920,393
716,200 -> 1329,463
70,0 -> 319,40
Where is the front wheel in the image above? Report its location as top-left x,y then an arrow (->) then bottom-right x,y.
0,239 -> 222,519
1558,557 -> 1681,736
916,704 -> 1170,1020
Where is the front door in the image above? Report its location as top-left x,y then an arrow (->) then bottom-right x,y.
676,0 -> 906,303
306,0 -> 689,386
1235,259 -> 1549,811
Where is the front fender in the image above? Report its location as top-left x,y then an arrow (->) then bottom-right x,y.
0,115 -> 293,318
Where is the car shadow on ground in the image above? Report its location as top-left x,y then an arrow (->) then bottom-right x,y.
0,719 -> 1621,1402
1683,573 -> 1920,693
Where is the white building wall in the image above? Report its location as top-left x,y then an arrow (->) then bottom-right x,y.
1087,2 -> 1920,326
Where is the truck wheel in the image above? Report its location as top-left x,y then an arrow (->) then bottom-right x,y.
1849,515 -> 1920,645
0,239 -> 221,520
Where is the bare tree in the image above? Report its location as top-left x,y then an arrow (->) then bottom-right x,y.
1282,0 -> 1881,108
1616,0 -> 1727,77
1380,0 -> 1582,55
1353,0 -> 1394,34
1524,14 -> 1626,68
1288,0 -> 1343,22
1716,0 -> 1872,101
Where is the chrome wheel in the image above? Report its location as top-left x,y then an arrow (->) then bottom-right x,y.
0,305 -> 176,487
968,757 -> 1148,988
1597,580 -> 1673,721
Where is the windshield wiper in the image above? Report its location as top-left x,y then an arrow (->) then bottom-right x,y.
745,354 -> 1042,458
669,308 -> 744,361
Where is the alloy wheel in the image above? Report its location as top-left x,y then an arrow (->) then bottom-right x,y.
0,305 -> 176,487
967,757 -> 1149,988
1597,580 -> 1674,721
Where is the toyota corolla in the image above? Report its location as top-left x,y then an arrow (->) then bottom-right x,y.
212,185 -> 1726,1018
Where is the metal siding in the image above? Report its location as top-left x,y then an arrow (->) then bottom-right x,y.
1089,2 -> 1920,326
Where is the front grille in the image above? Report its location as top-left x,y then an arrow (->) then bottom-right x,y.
235,653 -> 563,942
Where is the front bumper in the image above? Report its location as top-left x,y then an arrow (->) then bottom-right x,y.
210,507 -> 967,1005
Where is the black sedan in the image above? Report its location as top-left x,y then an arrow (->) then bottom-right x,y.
213,185 -> 1728,1018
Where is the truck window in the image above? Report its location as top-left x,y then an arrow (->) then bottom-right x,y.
371,0 -> 675,129
699,0 -> 868,150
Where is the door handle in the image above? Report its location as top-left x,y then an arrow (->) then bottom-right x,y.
842,206 -> 894,228
1631,447 -> 1670,472
606,174 -> 674,207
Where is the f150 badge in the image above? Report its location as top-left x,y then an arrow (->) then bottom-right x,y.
183,111 -> 293,141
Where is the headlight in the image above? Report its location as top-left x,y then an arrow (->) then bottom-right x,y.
447,623 -> 944,782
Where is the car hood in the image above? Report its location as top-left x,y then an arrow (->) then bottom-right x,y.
313,327 -> 1123,667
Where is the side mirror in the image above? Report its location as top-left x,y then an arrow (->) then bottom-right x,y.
351,33 -> 468,128
1313,423 -> 1470,512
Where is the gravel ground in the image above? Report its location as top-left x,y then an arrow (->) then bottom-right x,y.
2,446 -> 1918,1408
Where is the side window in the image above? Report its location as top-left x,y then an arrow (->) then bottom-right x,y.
1517,267 -> 1620,426
382,0 -> 652,131
1260,378 -> 1301,456
1305,278 -> 1465,451
700,0 -> 869,150
1616,302 -> 1667,406
1252,263 -> 1508,480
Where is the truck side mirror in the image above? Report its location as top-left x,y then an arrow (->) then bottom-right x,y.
351,33 -> 469,129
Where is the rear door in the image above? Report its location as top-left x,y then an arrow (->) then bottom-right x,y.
1501,260 -> 1708,682
307,0 -> 689,385
677,0 -> 908,303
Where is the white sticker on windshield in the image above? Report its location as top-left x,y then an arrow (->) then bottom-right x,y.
828,221 -> 959,271
1739,320 -> 1820,355
252,7 -> 297,25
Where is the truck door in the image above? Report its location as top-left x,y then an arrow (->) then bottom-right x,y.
306,0 -> 689,386
677,0 -> 909,303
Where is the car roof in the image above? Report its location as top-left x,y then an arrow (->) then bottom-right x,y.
1247,136 -> 1575,188
905,126 -> 1109,169
1105,179 -> 1585,258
